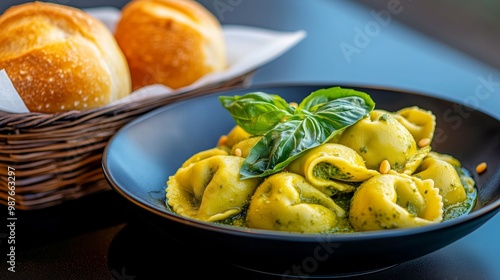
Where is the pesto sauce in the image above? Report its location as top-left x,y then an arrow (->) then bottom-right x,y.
215,167 -> 477,232
313,162 -> 352,180
328,192 -> 356,233
217,210 -> 247,227
442,167 -> 477,221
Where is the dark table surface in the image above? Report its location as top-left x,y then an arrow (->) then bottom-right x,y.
1,0 -> 500,279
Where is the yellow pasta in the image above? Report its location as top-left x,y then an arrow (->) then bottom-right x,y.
414,157 -> 467,206
165,100 -> 477,234
167,155 -> 262,222
336,110 -> 418,171
221,125 -> 252,149
393,106 -> 436,143
246,172 -> 345,233
287,143 -> 379,195
230,136 -> 261,158
400,145 -> 432,175
349,173 -> 443,231
180,148 -> 228,167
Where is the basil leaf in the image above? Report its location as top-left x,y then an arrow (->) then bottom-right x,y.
298,87 -> 374,112
240,116 -> 332,178
220,87 -> 375,179
219,92 -> 294,135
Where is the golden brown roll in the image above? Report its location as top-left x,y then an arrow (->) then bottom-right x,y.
0,2 -> 132,113
114,0 -> 227,90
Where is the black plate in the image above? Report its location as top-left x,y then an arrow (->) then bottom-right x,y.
102,84 -> 500,278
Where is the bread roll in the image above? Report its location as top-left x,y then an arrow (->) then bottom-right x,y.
114,0 -> 227,90
0,2 -> 132,113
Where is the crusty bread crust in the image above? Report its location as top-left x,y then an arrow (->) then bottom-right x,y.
114,0 -> 227,90
0,2 -> 131,113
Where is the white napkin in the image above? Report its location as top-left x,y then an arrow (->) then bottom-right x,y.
0,7 -> 306,113
0,69 -> 29,113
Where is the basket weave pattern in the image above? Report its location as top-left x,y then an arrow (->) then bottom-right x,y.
0,72 -> 254,210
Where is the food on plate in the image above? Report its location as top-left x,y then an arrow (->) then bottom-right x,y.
475,162 -> 487,174
246,172 -> 345,233
337,108 -> 435,176
287,143 -> 379,195
392,106 -> 436,144
349,172 -> 444,231
0,2 -> 132,113
114,0 -> 227,90
413,155 -> 466,205
166,155 -> 261,223
165,87 -> 477,233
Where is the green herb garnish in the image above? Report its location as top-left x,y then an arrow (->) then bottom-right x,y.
219,87 -> 375,179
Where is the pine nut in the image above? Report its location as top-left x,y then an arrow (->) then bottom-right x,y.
476,162 -> 487,174
418,138 -> 431,148
218,135 -> 228,146
379,160 -> 391,174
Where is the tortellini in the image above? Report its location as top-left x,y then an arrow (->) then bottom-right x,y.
166,155 -> 261,222
400,145 -> 431,175
414,156 -> 466,206
336,110 -> 419,171
180,148 -> 228,167
393,106 -> 436,143
287,143 -> 379,195
246,172 -> 345,233
222,125 -> 252,149
166,105 -> 477,234
425,151 -> 475,193
230,136 -> 261,158
349,173 -> 443,231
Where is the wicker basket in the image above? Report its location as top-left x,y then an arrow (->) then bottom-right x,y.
0,71 -> 255,210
